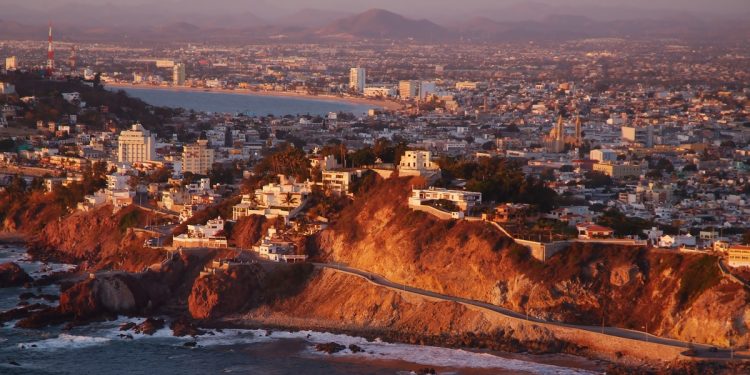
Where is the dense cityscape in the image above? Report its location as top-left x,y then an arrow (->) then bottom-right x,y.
1,1 -> 750,374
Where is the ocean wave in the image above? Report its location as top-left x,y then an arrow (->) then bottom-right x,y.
16,334 -> 110,351
272,330 -> 596,375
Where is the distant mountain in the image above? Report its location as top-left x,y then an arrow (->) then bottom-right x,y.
317,8 -> 451,41
274,8 -> 353,28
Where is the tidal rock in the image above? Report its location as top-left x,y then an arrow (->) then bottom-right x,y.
348,344 -> 364,353
0,262 -> 33,287
133,317 -> 165,335
314,342 -> 346,354
170,317 -> 205,337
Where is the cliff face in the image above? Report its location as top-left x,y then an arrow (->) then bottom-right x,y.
28,205 -> 165,272
316,177 -> 749,346
189,263 -> 313,320
189,263 -> 267,320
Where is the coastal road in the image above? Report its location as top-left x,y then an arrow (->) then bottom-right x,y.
313,262 -> 747,360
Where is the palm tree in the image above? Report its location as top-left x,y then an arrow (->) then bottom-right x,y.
282,192 -> 298,207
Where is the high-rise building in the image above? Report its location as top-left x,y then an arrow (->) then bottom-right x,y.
173,63 -> 186,86
622,123 -> 654,148
118,123 -> 156,163
349,67 -> 366,93
5,56 -> 17,71
182,139 -> 215,175
399,80 -> 419,99
418,81 -> 437,100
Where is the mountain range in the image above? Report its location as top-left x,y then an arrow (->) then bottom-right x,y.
0,5 -> 748,43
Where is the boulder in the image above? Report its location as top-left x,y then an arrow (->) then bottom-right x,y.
170,317 -> 205,337
0,262 -> 33,287
133,317 -> 165,335
314,342 -> 346,354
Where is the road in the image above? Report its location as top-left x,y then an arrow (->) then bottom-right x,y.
313,262 -> 748,360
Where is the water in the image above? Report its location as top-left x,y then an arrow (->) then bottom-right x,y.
112,87 -> 375,116
0,245 -> 602,374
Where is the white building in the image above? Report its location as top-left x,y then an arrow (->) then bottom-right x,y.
322,169 -> 361,195
408,187 -> 482,212
349,67 -> 366,93
252,228 -> 306,263
173,63 -> 186,86
233,175 -> 312,222
419,81 -> 437,100
590,149 -> 617,163
182,139 -> 214,175
62,92 -> 81,104
5,56 -> 17,71
173,217 -> 227,249
363,87 -> 395,98
118,123 -> 156,163
399,80 -> 419,100
658,234 -> 696,248
398,150 -> 440,178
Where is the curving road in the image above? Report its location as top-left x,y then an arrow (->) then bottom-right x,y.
313,262 -> 747,361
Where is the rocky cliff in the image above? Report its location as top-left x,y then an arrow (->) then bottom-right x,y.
189,262 -> 313,320
28,205 -> 166,272
315,177 -> 749,347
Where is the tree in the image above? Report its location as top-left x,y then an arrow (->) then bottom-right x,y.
583,171 -> 613,188
348,147 -> 376,167
281,193 -> 298,207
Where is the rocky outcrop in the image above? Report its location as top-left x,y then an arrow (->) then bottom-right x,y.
58,274 -> 152,320
188,263 -> 266,320
0,262 -> 32,287
170,316 -> 205,336
27,205 -> 166,273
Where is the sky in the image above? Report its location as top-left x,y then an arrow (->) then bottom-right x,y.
4,0 -> 749,15
1,0 -> 748,27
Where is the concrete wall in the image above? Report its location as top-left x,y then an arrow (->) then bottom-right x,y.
409,204 -> 454,220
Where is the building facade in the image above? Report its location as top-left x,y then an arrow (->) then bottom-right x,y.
117,123 -> 156,163
173,63 -> 186,86
349,67 -> 366,93
182,139 -> 214,175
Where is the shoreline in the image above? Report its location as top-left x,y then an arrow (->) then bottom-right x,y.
200,319 -> 609,373
106,82 -> 404,111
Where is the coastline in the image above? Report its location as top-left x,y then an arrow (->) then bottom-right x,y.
106,82 -> 404,111
201,319 -> 609,374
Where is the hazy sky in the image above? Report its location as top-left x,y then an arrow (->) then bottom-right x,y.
2,0 -> 748,25
5,0 -> 749,14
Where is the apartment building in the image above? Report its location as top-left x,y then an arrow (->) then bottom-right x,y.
118,123 -> 155,163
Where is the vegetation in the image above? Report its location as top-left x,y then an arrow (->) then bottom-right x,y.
677,255 -> 722,306
436,156 -> 558,212
118,210 -> 142,233
596,208 -> 652,237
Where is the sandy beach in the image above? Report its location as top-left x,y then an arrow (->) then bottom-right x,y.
106,82 -> 403,111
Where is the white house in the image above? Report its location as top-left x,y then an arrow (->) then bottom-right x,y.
398,150 -> 440,178
658,234 -> 696,248
173,217 -> 228,249
233,175 -> 311,222
252,228 -> 306,263
408,187 -> 481,212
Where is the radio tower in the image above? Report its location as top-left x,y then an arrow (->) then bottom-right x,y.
46,22 -> 55,77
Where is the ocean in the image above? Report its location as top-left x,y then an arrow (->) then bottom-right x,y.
0,245 -> 602,374
111,87 -> 375,116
